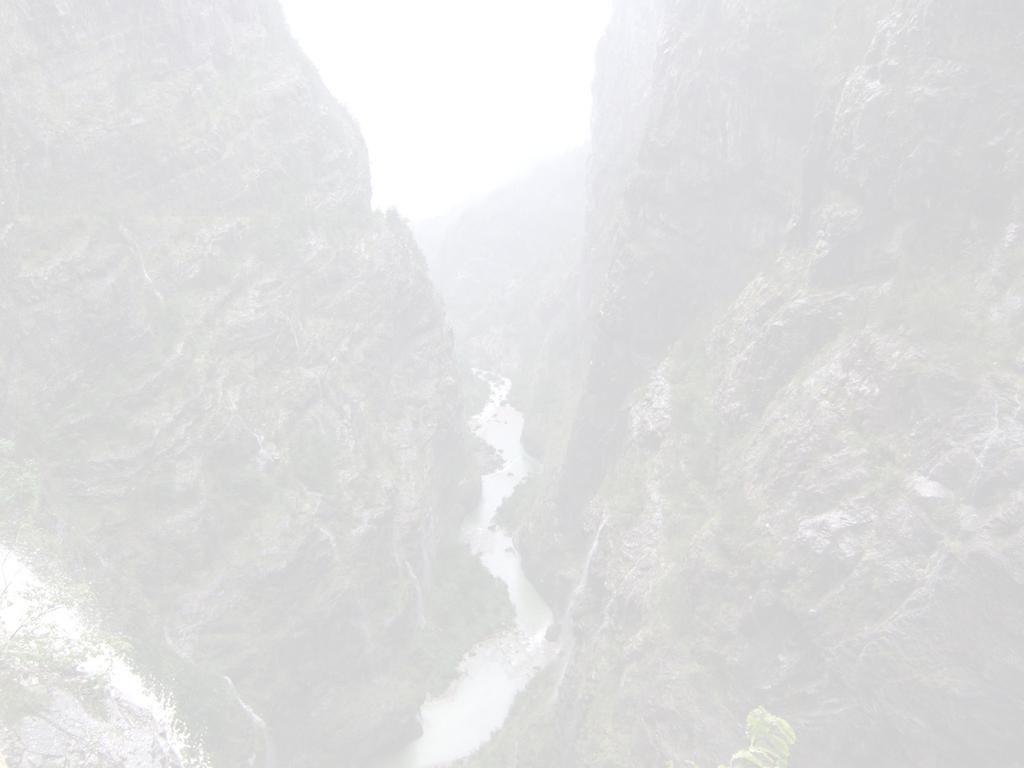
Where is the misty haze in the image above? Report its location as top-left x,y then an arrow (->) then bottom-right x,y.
1,2 -> 1023,767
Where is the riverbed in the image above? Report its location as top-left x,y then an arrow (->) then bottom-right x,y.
395,371 -> 555,767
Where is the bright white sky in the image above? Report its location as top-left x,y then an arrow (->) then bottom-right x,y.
280,0 -> 612,221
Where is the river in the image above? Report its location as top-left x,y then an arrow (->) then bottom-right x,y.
394,370 -> 556,767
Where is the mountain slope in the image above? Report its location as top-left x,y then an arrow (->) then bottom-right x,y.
0,2 -> 498,765
462,1 -> 1024,766
417,151 -> 589,463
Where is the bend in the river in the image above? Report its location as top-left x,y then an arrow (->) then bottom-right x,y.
394,370 -> 556,767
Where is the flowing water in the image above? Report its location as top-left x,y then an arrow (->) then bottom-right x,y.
395,371 -> 556,767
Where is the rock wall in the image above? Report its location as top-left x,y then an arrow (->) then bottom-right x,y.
472,1 -> 1024,766
0,2 -> 498,765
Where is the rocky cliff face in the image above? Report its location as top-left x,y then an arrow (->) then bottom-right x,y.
0,2 -> 497,766
468,1 -> 1024,766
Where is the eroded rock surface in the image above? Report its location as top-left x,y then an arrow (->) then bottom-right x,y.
0,2 -> 498,766
461,2 -> 1024,766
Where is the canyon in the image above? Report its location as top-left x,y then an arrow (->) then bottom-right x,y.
3,1 -> 1024,767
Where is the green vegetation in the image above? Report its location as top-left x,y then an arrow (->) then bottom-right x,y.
719,707 -> 796,768
672,707 -> 796,768
0,568 -> 101,723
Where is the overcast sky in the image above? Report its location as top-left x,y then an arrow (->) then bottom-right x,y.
280,0 -> 612,221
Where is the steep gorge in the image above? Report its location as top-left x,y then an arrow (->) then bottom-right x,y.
0,2 -> 501,766
3,0 -> 1023,766
447,1 -> 1024,766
